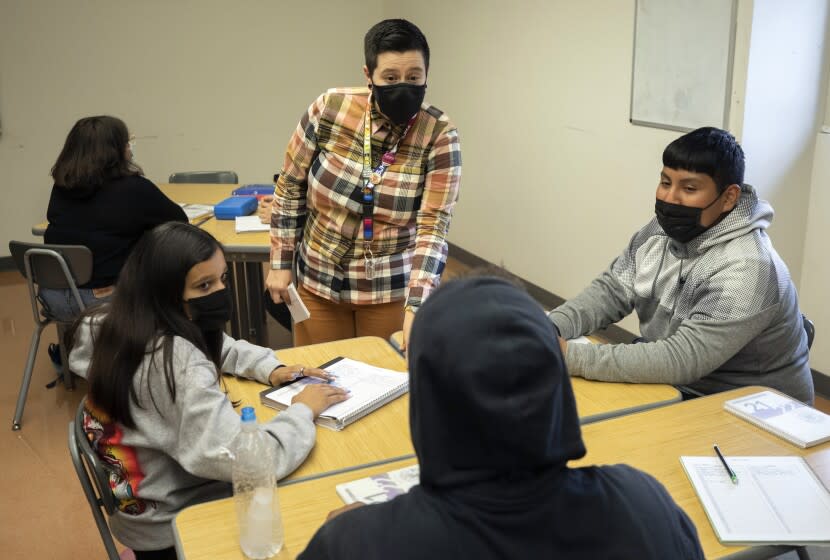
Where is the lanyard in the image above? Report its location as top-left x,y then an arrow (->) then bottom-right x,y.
361,104 -> 415,278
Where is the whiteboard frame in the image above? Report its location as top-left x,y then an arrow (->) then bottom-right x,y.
629,0 -> 738,133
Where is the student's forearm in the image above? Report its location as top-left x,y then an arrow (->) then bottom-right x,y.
549,269 -> 635,339
565,309 -> 775,384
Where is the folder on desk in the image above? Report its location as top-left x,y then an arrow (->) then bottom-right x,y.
179,203 -> 214,222
681,455 -> 830,545
260,357 -> 408,431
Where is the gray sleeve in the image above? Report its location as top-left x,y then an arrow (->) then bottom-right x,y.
549,260 -> 636,340
170,345 -> 315,482
566,305 -> 777,384
219,333 -> 284,385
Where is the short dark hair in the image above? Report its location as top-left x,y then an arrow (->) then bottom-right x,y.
662,127 -> 745,192
51,115 -> 142,189
364,19 -> 430,76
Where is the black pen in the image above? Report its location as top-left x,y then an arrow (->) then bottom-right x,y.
713,444 -> 738,485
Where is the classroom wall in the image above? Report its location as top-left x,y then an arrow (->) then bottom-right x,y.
741,0 -> 830,375
802,134 -> 830,377
0,0 -> 381,252
740,0 -> 828,291
390,0 -> 830,376
387,0 -> 741,335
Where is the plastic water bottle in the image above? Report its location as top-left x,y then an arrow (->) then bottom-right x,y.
232,407 -> 284,559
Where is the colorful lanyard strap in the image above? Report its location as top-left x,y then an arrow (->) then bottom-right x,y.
361,103 -> 415,279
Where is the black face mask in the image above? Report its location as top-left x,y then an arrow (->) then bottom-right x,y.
654,191 -> 725,244
185,287 -> 233,331
372,82 -> 426,125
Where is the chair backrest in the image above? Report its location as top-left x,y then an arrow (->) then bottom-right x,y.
68,399 -> 120,560
9,241 -> 93,289
9,241 -> 93,323
803,314 -> 815,351
168,170 -> 238,184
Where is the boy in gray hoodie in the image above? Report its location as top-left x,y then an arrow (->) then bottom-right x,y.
549,127 -> 813,404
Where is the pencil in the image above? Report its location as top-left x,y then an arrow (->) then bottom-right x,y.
713,444 -> 738,484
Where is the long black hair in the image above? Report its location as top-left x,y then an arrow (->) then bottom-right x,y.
75,222 -> 225,428
51,115 -> 142,189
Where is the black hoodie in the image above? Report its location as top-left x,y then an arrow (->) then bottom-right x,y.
299,277 -> 704,559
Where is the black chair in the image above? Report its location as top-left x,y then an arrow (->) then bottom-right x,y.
168,170 -> 238,184
803,314 -> 815,350
68,398 -> 121,560
8,241 -> 93,430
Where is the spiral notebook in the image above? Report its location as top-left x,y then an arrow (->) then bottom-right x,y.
681,455 -> 830,544
723,390 -> 830,448
259,357 -> 408,431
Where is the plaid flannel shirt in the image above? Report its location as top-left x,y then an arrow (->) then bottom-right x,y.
270,87 -> 461,309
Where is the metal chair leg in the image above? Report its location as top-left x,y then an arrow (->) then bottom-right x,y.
13,323 -> 46,430
56,323 -> 74,390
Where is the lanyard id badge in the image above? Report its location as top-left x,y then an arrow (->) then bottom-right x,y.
361,104 -> 415,279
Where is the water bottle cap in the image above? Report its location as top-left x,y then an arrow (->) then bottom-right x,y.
241,407 -> 256,422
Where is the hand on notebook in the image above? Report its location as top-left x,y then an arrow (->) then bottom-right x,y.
257,195 -> 274,224
292,384 -> 350,418
326,502 -> 366,523
269,365 -> 334,386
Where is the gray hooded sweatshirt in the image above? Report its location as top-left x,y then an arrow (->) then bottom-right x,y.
69,318 -> 316,551
549,184 -> 813,404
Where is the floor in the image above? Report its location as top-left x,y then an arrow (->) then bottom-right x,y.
1,264 -> 829,558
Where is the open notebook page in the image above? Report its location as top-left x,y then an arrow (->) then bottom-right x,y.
263,358 -> 406,420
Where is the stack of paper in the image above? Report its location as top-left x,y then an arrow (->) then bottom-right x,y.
234,215 -> 270,233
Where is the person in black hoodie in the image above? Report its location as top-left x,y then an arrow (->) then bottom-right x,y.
298,275 -> 704,560
42,115 -> 187,322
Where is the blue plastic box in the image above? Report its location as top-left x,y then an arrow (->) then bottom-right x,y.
213,196 -> 257,220
232,184 -> 275,197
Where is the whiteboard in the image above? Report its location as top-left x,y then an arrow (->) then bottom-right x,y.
630,0 -> 736,132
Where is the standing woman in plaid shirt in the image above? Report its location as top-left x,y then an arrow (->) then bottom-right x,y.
265,19 -> 461,349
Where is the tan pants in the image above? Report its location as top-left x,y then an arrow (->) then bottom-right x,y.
293,283 -> 404,347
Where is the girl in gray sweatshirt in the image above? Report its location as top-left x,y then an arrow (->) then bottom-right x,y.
69,222 -> 348,558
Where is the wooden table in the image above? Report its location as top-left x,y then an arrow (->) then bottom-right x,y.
572,386 -> 830,559
390,330 -> 679,423
231,336 -> 413,483
176,386 -> 830,560
174,457 -> 418,560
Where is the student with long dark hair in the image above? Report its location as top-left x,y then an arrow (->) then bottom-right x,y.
299,277 -> 703,560
42,115 -> 187,321
69,222 -> 348,559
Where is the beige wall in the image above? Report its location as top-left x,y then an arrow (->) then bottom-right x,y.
391,0 -> 737,334
740,0 -> 828,290
0,0 -> 381,248
393,0 -> 830,373
3,0 -> 829,373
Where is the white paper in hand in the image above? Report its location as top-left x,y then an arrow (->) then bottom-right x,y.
286,284 -> 310,323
